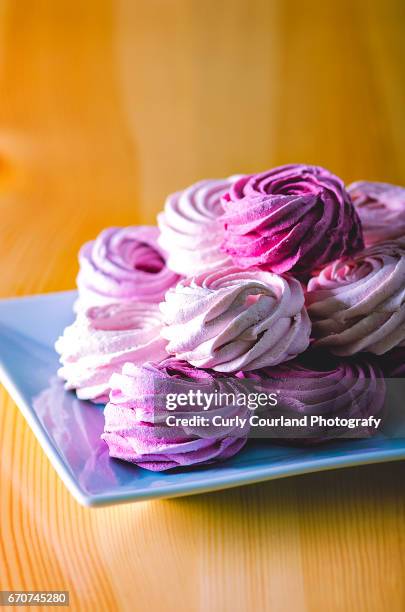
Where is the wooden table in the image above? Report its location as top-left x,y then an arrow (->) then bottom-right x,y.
0,1 -> 404,610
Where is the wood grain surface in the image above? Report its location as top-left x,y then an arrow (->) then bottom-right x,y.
0,1 -> 404,610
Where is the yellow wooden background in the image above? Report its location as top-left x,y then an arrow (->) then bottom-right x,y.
0,1 -> 404,610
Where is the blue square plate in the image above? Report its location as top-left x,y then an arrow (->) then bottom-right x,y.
0,291 -> 404,507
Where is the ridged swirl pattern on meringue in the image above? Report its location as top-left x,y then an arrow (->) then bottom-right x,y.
221,164 -> 364,277
102,358 -> 249,471
157,176 -> 242,276
306,242 -> 405,355
160,266 -> 311,372
76,226 -> 180,310
240,351 -> 385,442
347,180 -> 405,247
55,302 -> 168,402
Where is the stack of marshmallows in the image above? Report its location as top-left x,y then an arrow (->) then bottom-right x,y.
56,164 -> 405,471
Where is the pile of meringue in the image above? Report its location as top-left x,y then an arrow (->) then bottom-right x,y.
55,164 -> 405,471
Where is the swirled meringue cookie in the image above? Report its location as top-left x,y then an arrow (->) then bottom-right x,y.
55,302 -> 168,402
306,242 -> 405,355
102,359 -> 248,471
347,180 -> 405,246
157,176 -> 242,275
221,164 -> 364,277
242,351 -> 385,441
160,266 -> 311,372
76,226 -> 180,310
